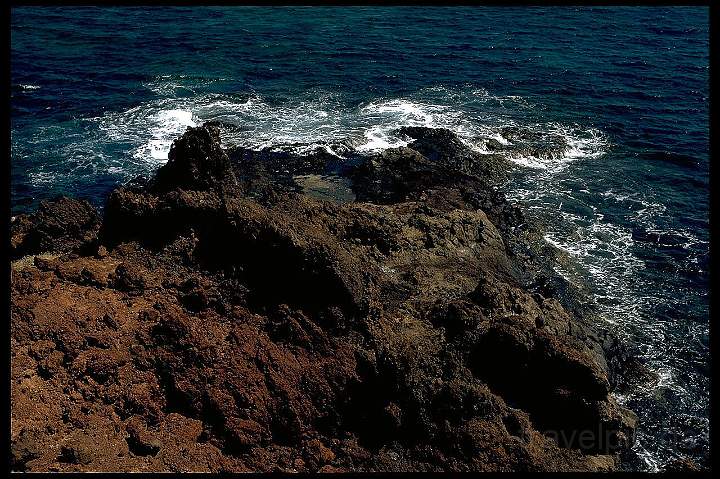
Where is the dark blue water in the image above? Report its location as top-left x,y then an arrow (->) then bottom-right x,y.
11,6 -> 709,471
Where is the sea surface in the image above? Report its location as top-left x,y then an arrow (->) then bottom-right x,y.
11,6 -> 710,471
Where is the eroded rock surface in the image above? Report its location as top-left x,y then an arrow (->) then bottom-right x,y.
11,124 -> 638,472
10,196 -> 101,260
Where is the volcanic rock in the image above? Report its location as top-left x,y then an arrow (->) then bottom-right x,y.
10,196 -> 101,260
10,123 -> 640,472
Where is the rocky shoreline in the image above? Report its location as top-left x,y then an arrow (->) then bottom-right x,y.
11,124 -> 643,472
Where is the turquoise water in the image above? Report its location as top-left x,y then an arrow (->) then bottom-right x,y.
11,6 -> 709,470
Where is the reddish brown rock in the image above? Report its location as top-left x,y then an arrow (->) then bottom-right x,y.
10,124 -> 640,472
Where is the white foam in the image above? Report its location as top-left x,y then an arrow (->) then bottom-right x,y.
509,155 -> 557,170
80,85 -> 605,176
633,441 -> 662,473
362,98 -> 435,126
158,109 -> 195,126
504,120 -> 708,471
505,123 -> 609,172
28,170 -> 55,186
24,84 -> 610,202
25,84 -> 610,206
133,109 -> 197,162
489,132 -> 510,145
322,144 -> 343,157
356,125 -> 409,152
142,75 -> 231,97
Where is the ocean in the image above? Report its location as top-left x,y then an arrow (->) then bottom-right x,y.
10,6 -> 710,471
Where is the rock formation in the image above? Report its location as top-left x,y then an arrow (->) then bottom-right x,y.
10,124 -> 639,472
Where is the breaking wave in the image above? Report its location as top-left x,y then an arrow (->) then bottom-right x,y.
17,83 -> 610,191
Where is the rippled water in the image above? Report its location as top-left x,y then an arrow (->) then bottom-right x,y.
11,6 -> 709,471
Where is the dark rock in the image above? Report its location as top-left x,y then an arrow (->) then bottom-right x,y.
397,126 -> 510,182
33,255 -> 58,271
10,197 -> 101,260
350,145 -> 523,236
11,429 -> 44,471
150,124 -> 237,194
112,263 -> 146,293
10,123 -> 638,472
467,315 -> 634,454
125,417 -> 162,457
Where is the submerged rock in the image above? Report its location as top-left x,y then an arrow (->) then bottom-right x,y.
11,123 -> 639,472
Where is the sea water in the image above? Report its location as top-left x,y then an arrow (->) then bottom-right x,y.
11,6 -> 709,471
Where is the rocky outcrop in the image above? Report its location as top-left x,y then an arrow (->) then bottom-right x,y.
350,144 -> 523,238
397,125 -> 509,183
11,124 -> 639,472
150,124 -> 237,194
10,196 -> 101,260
